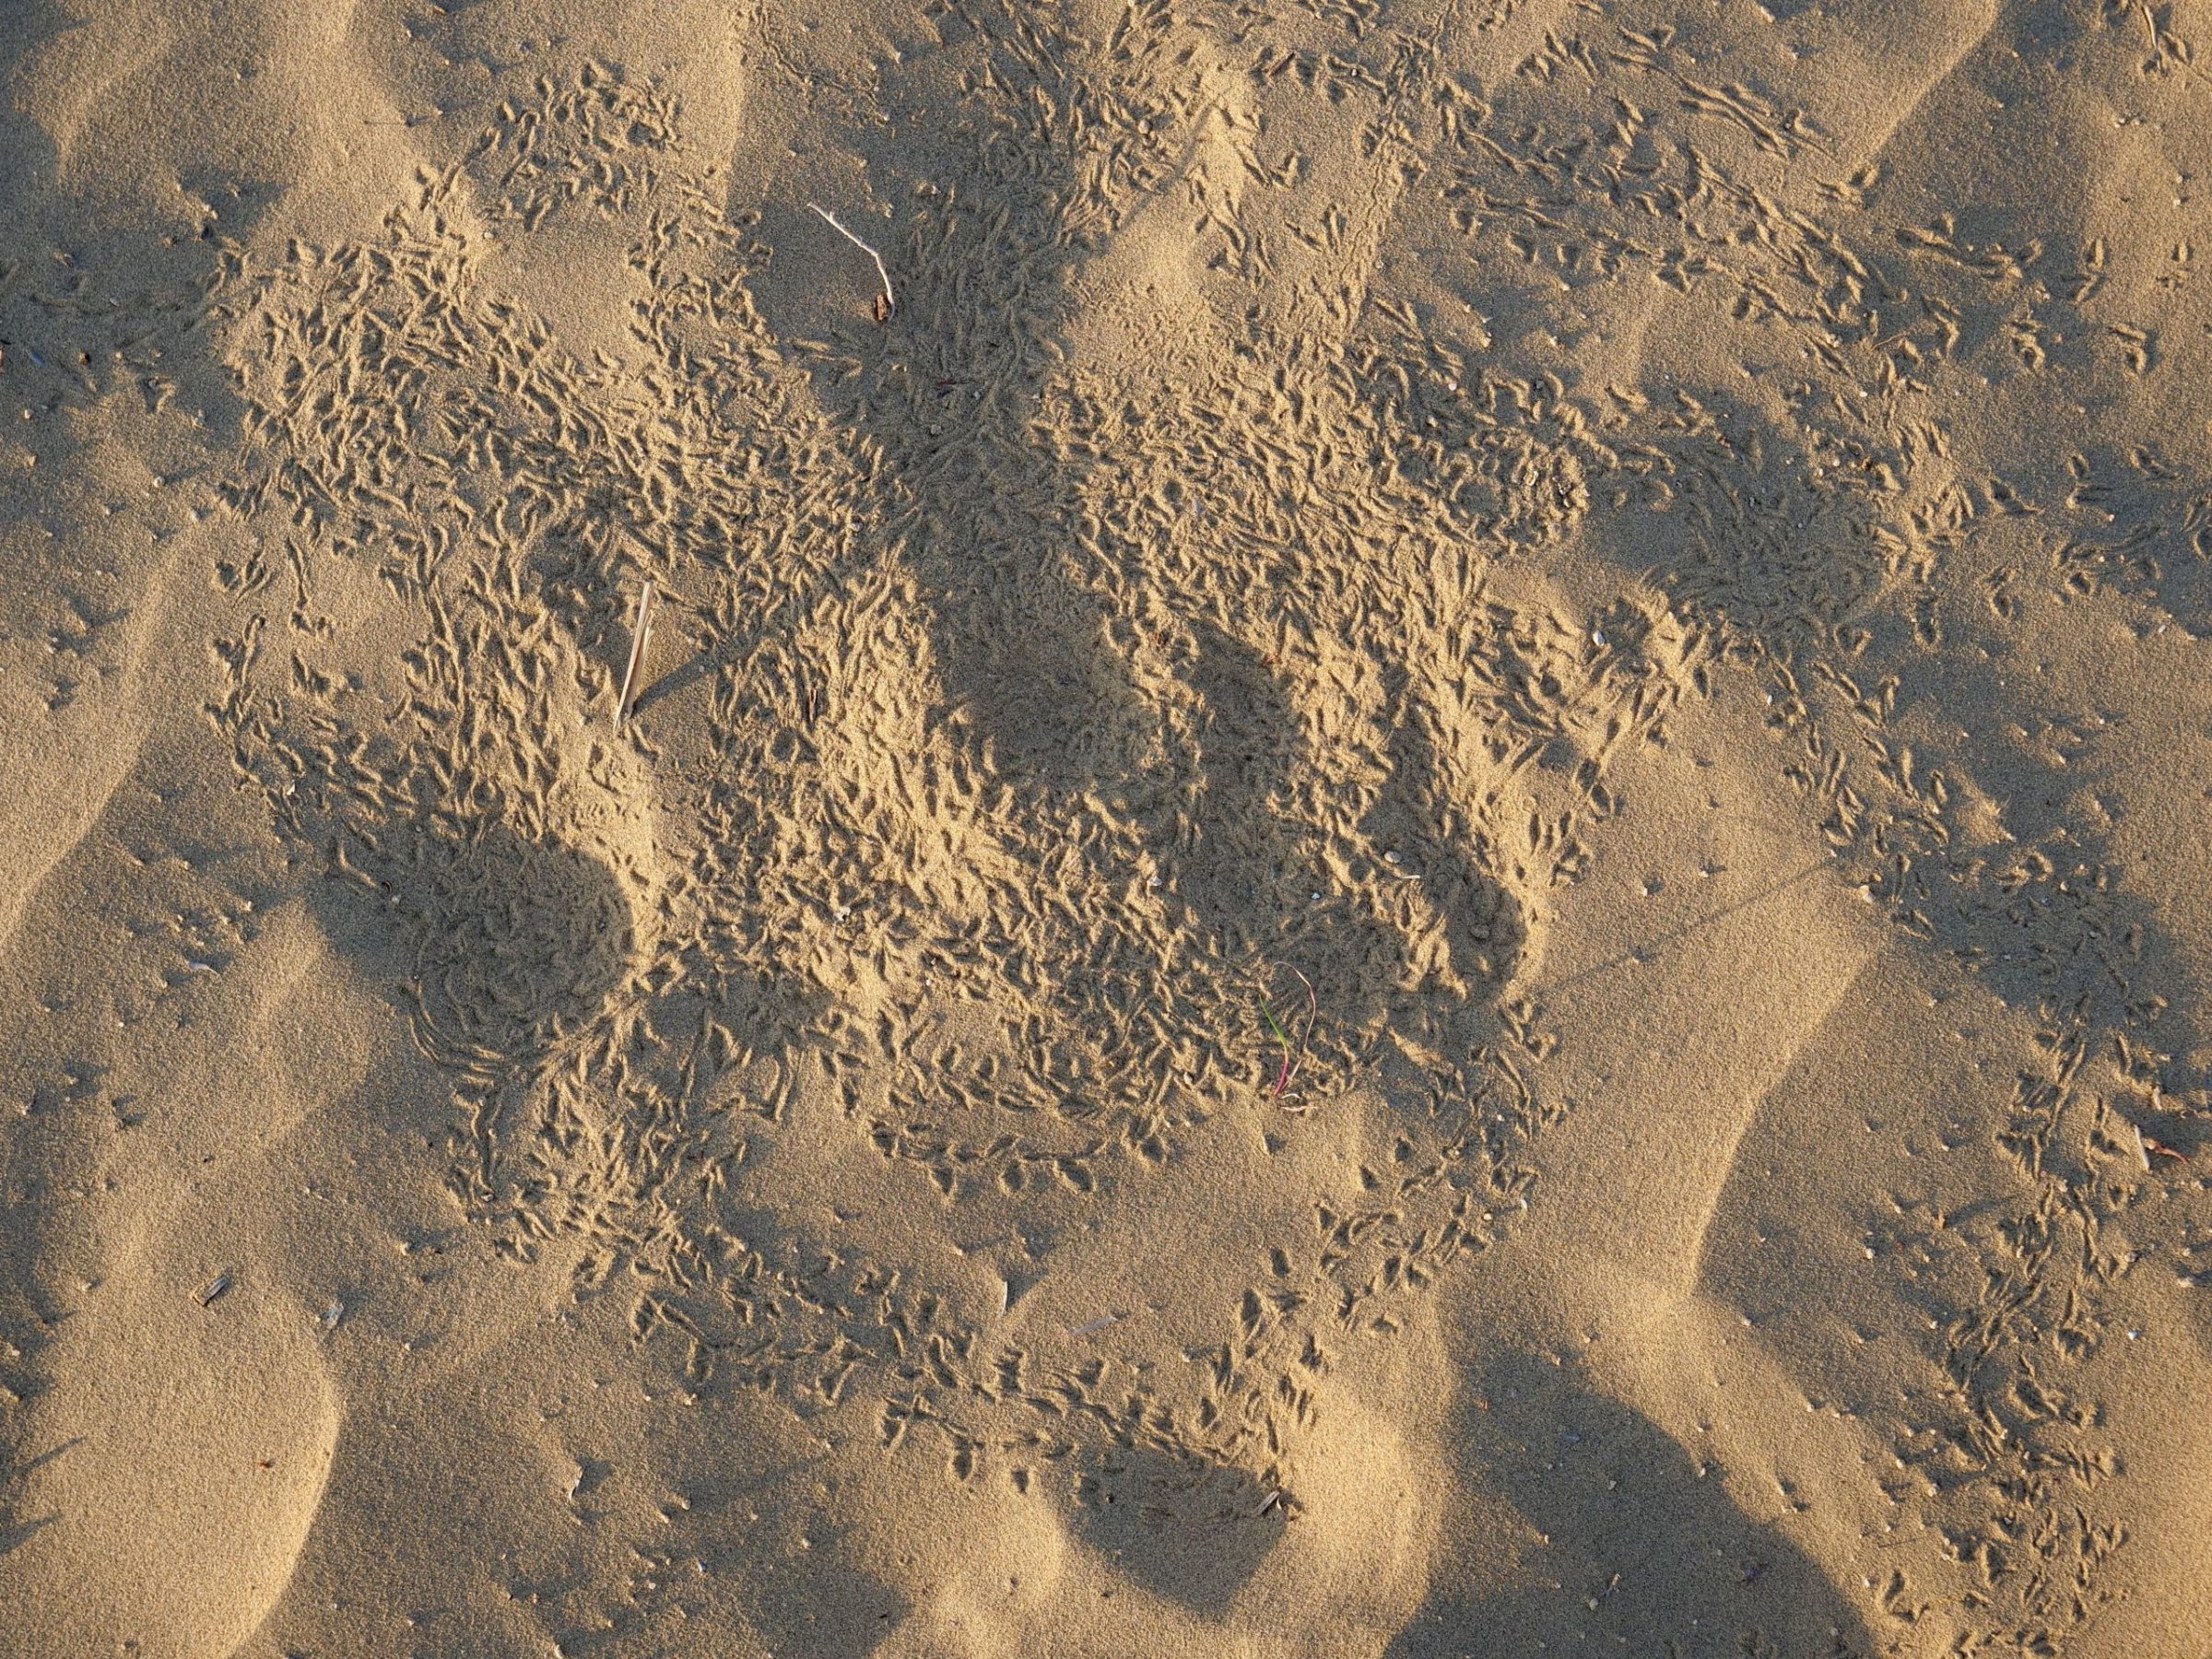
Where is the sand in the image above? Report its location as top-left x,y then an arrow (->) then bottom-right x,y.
4,0 -> 2212,1653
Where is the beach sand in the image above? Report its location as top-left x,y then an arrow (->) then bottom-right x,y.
5,0 -> 2212,1653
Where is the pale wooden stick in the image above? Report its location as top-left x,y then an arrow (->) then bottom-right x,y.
808,203 -> 896,320
616,578 -> 656,730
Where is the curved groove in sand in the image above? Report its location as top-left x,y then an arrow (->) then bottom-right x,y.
215,1381 -> 343,1659
0,582 -> 159,966
1682,944 -> 1886,1300
1818,0 -> 2002,177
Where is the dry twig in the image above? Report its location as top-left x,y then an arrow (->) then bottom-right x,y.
808,203 -> 896,322
617,578 -> 656,730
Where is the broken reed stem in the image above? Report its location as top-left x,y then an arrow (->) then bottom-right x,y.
617,578 -> 656,730
808,203 -> 896,321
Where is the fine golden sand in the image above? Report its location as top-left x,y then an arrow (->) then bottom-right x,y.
6,1 -> 2212,1653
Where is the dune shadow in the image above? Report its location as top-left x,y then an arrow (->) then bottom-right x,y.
1388,1347 -> 1875,1658
302,814 -> 637,1073
1056,1442 -> 1288,1615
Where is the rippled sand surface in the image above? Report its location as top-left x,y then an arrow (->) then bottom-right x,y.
6,1 -> 2212,1653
